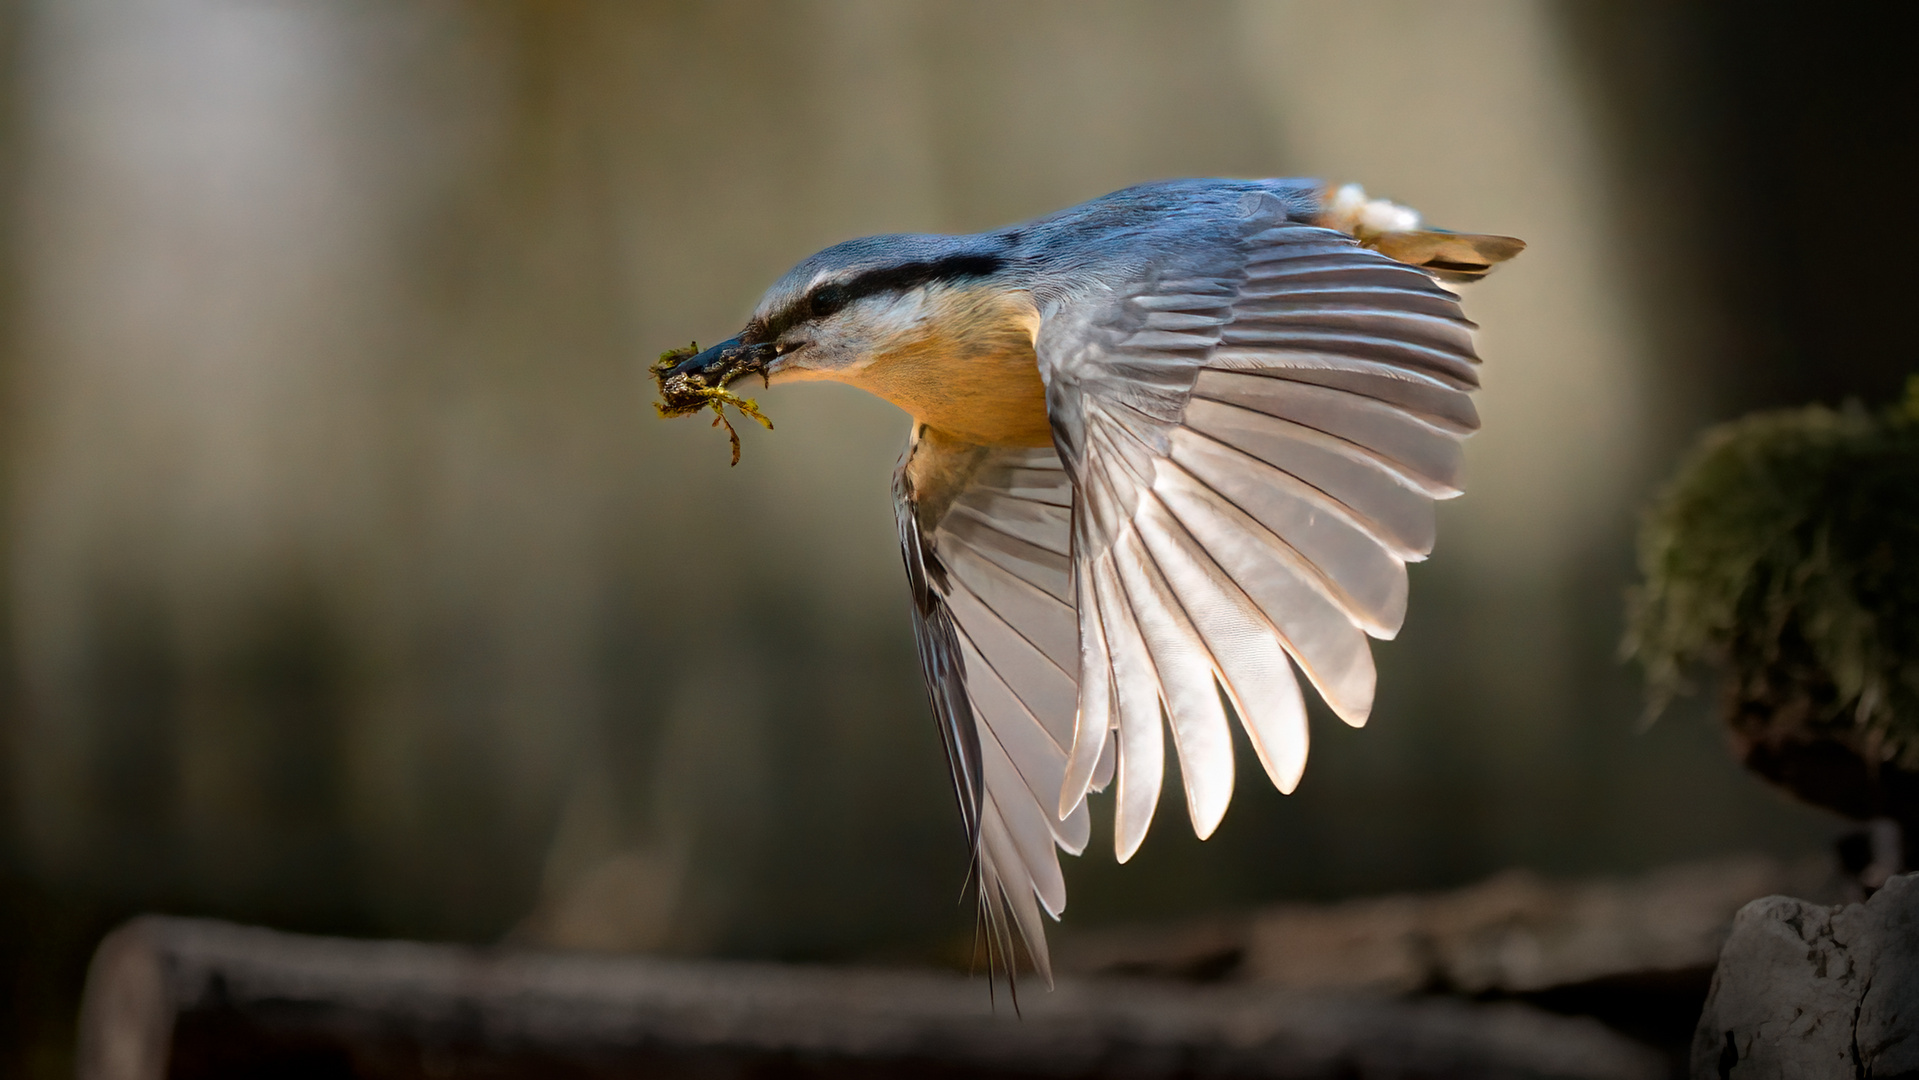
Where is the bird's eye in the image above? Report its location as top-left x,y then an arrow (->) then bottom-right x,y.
810,284 -> 849,313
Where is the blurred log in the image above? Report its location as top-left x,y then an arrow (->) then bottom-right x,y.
1691,872 -> 1919,1079
1057,856 -> 1831,995
75,915 -> 1666,1080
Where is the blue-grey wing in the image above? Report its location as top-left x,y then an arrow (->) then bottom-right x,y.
893,433 -> 1088,984
1034,188 -> 1483,861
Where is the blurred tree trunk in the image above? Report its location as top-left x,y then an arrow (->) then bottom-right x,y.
1557,0 -> 1919,418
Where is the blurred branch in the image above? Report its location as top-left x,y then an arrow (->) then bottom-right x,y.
1058,855 -> 1827,996
76,915 -> 1664,1080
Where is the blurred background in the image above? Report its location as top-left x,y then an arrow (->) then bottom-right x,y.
1,1 -> 1912,1073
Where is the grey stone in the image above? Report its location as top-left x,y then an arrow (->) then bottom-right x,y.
1692,871 -> 1919,1079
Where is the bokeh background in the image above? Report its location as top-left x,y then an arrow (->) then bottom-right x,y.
1,1 -> 1912,1072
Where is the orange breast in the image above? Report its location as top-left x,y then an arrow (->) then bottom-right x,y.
847,289 -> 1053,448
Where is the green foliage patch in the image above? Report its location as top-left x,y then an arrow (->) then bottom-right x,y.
1627,378 -> 1919,765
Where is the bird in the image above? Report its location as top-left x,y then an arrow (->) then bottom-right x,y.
656,178 -> 1523,989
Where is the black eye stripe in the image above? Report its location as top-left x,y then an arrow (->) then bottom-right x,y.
748,252 -> 1004,343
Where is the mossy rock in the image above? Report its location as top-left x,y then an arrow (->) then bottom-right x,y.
1627,379 -> 1919,817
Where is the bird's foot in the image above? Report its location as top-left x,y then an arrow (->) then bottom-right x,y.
1319,182 -> 1525,284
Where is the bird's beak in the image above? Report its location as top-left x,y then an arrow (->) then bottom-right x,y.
661,336 -> 755,385
653,335 -> 772,418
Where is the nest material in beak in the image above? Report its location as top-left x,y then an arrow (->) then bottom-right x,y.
651,342 -> 775,466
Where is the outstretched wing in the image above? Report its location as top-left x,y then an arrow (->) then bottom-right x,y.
893,429 -> 1093,985
1040,190 -> 1484,861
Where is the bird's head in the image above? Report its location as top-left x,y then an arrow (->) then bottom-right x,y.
656,233 -> 1016,395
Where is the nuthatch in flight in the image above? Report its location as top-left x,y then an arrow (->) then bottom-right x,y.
657,179 -> 1522,988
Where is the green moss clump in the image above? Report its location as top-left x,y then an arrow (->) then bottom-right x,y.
651,342 -> 774,466
1626,377 -> 1919,767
